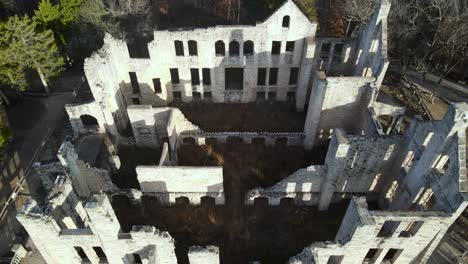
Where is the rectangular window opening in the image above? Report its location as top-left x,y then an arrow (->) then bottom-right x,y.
152,78 -> 162,93
327,255 -> 344,264
321,43 -> 331,58
363,248 -> 381,263
192,92 -> 201,101
377,221 -> 401,237
399,221 -> 424,237
173,91 -> 182,100
133,253 -> 143,264
74,247 -> 89,262
289,67 -> 299,85
93,247 -> 108,262
257,68 -> 267,86
272,41 -> 281,55
129,72 -> 140,94
191,68 -> 200,85
269,68 -> 278,85
174,40 -> 184,56
267,91 -> 276,101
188,41 -> 198,56
170,68 -> 180,84
202,68 -> 211,85
383,249 -> 403,263
286,41 -> 295,52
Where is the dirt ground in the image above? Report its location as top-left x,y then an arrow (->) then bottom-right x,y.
178,143 -> 326,204
111,145 -> 161,189
173,103 -> 306,132
112,195 -> 349,264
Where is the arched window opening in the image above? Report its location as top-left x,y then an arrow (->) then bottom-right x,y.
229,41 -> 240,56
215,41 -> 225,56
243,40 -> 254,56
282,16 -> 290,28
80,115 -> 99,128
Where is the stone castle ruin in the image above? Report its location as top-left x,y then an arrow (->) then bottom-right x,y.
17,0 -> 468,263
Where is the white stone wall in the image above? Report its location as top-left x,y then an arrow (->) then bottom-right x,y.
188,246 -> 220,264
289,197 -> 467,264
137,166 -> 225,204
17,195 -> 178,264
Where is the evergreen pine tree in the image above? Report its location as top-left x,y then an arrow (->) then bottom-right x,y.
0,15 -> 65,93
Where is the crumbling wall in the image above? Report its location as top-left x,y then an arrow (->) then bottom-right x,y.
188,246 -> 220,264
289,197 -> 466,264
57,139 -> 115,198
179,131 -> 304,146
17,194 -> 178,264
136,166 -> 225,204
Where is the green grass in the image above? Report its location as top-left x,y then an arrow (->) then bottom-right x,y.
0,124 -> 12,148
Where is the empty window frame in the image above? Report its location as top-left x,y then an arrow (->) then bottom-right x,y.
321,43 -> 331,58
399,221 -> 424,237
93,247 -> 108,262
327,255 -> 344,264
202,68 -> 211,85
272,41 -> 281,55
188,40 -> 198,56
269,68 -> 279,85
133,253 -> 143,264
126,37 -> 150,58
74,247 -> 89,262
289,67 -> 299,85
215,41 -> 225,56
174,40 -> 184,56
377,221 -> 401,237
267,91 -> 276,100
433,154 -> 450,174
129,72 -> 140,94
229,41 -> 240,56
286,41 -> 295,52
334,43 -> 344,62
282,15 -> 290,27
191,68 -> 200,85
257,68 -> 267,86
152,78 -> 162,93
244,40 -> 254,56
382,249 -> 403,263
192,92 -> 201,100
363,248 -> 381,263
170,69 -> 180,84
203,92 -> 212,99
401,151 -> 415,171
173,91 -> 182,100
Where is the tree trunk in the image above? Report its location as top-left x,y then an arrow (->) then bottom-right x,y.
37,67 -> 50,94
0,89 -> 10,106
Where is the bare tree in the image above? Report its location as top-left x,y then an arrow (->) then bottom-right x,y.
344,0 -> 377,36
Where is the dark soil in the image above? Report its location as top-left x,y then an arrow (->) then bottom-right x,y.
178,143 -> 326,204
173,103 -> 306,132
112,195 -> 349,264
112,145 -> 161,189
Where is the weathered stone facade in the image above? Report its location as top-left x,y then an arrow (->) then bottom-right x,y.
17,0 -> 468,263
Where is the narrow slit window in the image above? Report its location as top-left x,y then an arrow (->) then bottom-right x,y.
269,68 -> 278,85
191,68 -> 200,85
188,40 -> 198,56
129,72 -> 140,94
363,248 -> 381,262
257,68 -> 267,86
289,67 -> 299,85
170,68 -> 180,84
272,41 -> 281,55
202,68 -> 211,85
282,15 -> 290,28
152,78 -> 161,93
174,40 -> 184,56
